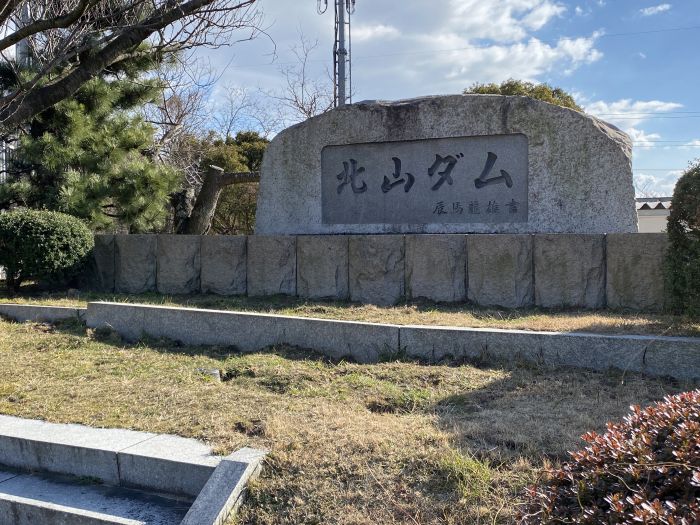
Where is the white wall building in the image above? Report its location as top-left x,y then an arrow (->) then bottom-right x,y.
636,197 -> 671,233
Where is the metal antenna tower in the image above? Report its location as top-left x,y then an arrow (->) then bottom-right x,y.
317,0 -> 356,107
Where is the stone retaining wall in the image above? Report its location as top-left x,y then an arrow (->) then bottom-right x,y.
86,302 -> 700,381
85,233 -> 668,310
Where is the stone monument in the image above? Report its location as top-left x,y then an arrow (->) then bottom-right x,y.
255,94 -> 637,234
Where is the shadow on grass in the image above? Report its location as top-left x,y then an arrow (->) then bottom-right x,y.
432,358 -> 691,463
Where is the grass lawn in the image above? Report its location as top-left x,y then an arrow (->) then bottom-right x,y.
2,287 -> 700,337
0,316 -> 694,524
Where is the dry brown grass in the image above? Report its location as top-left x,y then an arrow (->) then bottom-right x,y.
0,317 -> 693,524
2,288 -> 699,337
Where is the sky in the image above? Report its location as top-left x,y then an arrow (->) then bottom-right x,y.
202,0 -> 700,197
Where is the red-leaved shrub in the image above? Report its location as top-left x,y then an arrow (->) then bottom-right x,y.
520,390 -> 700,524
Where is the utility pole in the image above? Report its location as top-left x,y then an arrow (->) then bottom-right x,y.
16,3 -> 31,69
336,0 -> 347,106
317,0 -> 356,108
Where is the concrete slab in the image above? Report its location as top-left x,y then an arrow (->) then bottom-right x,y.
115,235 -> 157,294
534,234 -> 606,308
180,448 -> 266,525
0,471 -> 189,525
467,234 -> 534,308
156,235 -> 201,295
297,236 -> 349,300
200,236 -> 247,296
607,233 -> 668,310
349,235 -> 405,306
0,304 -> 85,324
0,415 -> 156,485
247,236 -> 296,297
119,434 -> 220,497
405,235 -> 466,302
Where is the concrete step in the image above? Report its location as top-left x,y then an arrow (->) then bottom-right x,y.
0,468 -> 191,524
0,416 -> 267,525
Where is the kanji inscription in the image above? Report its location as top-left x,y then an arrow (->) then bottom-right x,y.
321,134 -> 528,224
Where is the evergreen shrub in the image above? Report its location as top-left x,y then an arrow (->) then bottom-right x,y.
0,209 -> 94,293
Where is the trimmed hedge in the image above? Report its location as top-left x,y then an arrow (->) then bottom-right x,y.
666,161 -> 700,315
0,209 -> 94,293
520,390 -> 700,524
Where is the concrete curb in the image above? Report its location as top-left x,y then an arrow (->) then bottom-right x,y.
400,325 -> 700,381
86,302 -> 400,364
0,415 -> 266,524
181,448 -> 266,525
0,303 -> 86,323
85,302 -> 700,381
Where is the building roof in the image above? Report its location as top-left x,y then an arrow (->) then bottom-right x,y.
636,197 -> 672,211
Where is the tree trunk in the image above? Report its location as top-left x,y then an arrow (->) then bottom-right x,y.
180,165 -> 259,235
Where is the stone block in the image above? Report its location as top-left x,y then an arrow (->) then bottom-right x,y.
405,235 -> 466,302
81,235 -> 115,292
349,235 -> 405,306
247,236 -> 296,296
607,233 -> 668,311
534,234 -> 606,308
156,235 -> 201,295
118,434 -> 219,497
114,235 -> 157,294
467,234 -> 533,308
200,236 -> 247,295
297,236 -> 349,299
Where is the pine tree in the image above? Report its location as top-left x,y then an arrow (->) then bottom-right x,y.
0,53 -> 180,232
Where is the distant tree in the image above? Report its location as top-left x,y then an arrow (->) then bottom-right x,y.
464,79 -> 581,111
0,0 -> 261,133
178,131 -> 268,235
666,160 -> 700,315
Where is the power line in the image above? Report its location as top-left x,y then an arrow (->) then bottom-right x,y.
226,23 -> 700,70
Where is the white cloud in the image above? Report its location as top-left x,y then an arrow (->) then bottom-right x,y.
634,171 -> 682,197
352,24 -> 400,42
447,0 -> 566,42
640,4 -> 671,16
627,127 -> 661,147
638,52 -> 647,59
585,99 -> 683,127
411,32 -> 602,85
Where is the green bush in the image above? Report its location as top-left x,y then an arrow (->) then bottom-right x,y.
520,390 -> 700,524
666,161 -> 700,315
0,209 -> 94,293
464,79 -> 582,111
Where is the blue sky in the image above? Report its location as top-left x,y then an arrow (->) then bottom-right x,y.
202,0 -> 700,196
